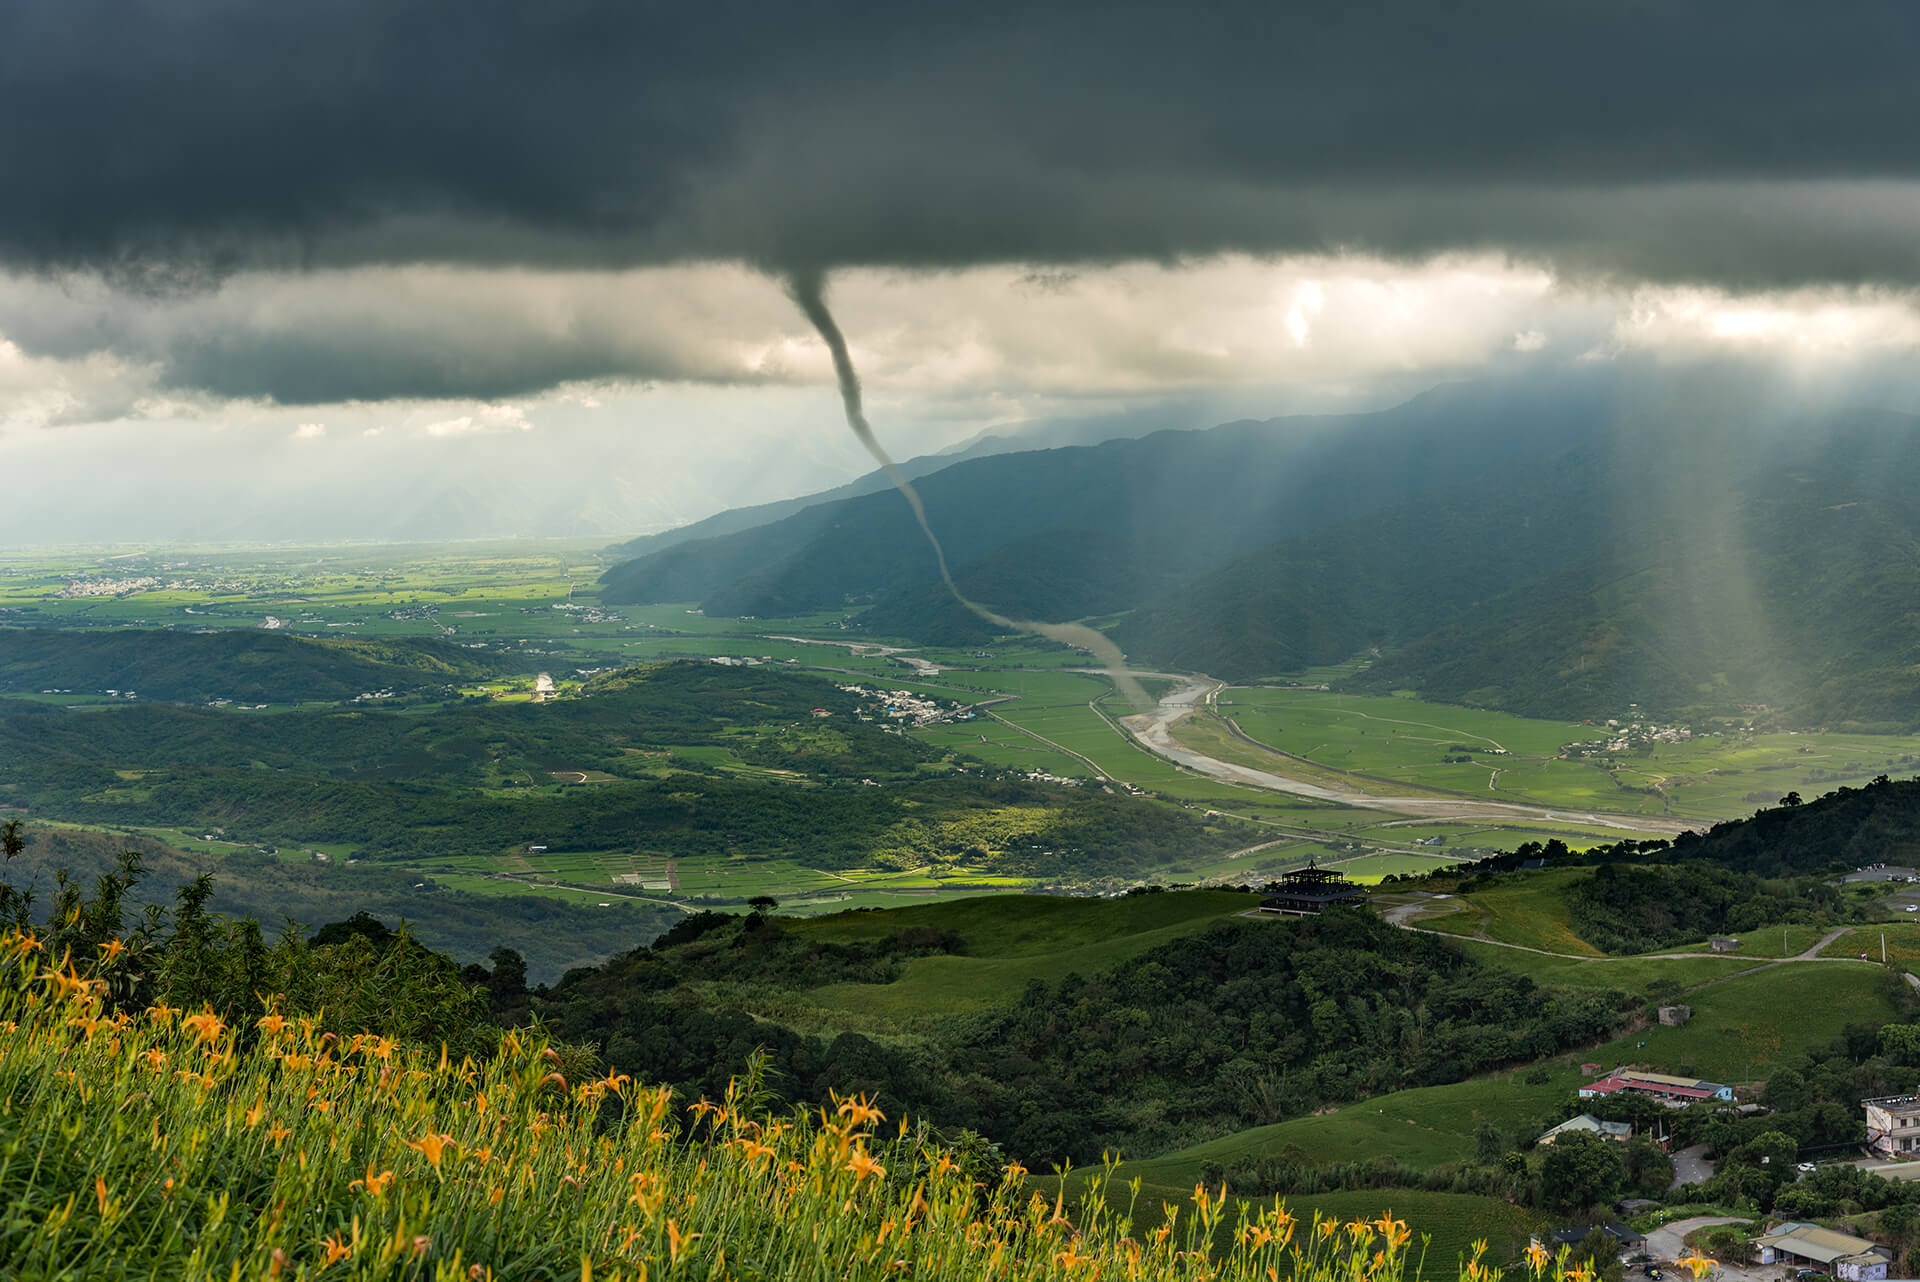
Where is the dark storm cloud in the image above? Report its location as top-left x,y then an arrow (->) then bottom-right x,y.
4,0 -> 1920,287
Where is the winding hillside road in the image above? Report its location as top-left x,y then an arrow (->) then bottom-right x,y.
1372,901 -> 1876,992
1113,672 -> 1692,835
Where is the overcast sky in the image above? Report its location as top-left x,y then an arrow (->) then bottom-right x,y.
5,2 -> 1920,545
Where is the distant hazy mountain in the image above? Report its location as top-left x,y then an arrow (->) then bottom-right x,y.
599,377 -> 1619,620
601,399 -> 1244,563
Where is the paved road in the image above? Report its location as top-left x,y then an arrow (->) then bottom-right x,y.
1644,1216 -> 1774,1282
1668,1144 -> 1716,1189
1115,672 -> 1691,833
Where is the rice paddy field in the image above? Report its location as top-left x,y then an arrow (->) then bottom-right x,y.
399,848 -> 1049,916
1209,687 -> 1920,825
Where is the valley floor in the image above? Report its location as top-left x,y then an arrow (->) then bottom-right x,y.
1122,672 -> 1693,835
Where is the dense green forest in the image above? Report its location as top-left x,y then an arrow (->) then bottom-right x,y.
533,905 -> 1628,1167
1663,773 -> 1920,876
1561,861 -> 1852,953
0,626 -> 533,704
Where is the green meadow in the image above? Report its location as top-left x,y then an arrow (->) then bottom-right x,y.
772,891 -> 1253,1028
1398,867 -> 1607,956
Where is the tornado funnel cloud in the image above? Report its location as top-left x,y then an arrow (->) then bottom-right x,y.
784,269 -> 1151,713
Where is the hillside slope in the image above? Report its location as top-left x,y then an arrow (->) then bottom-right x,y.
599,379 -> 1617,620
1673,771 -> 1920,876
1116,404 -> 1920,726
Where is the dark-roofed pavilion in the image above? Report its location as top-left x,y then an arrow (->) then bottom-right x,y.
1258,861 -> 1365,915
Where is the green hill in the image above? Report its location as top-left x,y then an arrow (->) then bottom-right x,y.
1674,772 -> 1920,875
0,626 -> 530,705
5,917 -> 1407,1282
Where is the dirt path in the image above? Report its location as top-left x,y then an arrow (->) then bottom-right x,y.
1381,905 -> 1860,979
1378,895 -> 1475,930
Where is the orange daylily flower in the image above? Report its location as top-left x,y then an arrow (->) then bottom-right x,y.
407,1131 -> 456,1170
349,1165 -> 395,1198
836,1094 -> 886,1128
318,1233 -> 352,1269
180,1010 -> 225,1044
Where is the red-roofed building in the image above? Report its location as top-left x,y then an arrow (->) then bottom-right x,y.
1579,1069 -> 1733,1106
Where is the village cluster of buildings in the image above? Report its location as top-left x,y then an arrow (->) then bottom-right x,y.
1561,719 -> 1695,758
1526,1083 -> 1920,1280
832,683 -> 967,728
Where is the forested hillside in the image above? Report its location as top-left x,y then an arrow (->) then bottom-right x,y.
1108,445 -> 1603,679
1671,772 -> 1920,876
0,627 -> 531,705
0,660 -> 1250,876
1122,406 -> 1920,726
7,824 -> 671,983
1343,412 -> 1920,725
536,904 -> 1626,1166
599,379 -> 1612,619
604,375 -> 1920,728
